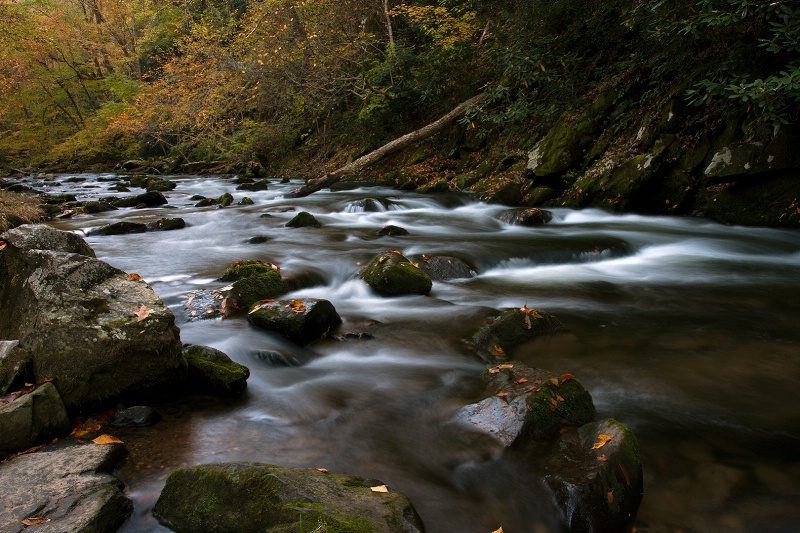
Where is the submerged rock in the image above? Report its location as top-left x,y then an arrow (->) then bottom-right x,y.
408,254 -> 476,281
377,225 -> 410,237
248,298 -> 341,345
0,442 -> 131,532
361,250 -> 432,296
154,462 -> 424,533
0,225 -> 184,408
183,345 -> 250,395
468,306 -> 567,363
545,418 -> 644,533
111,405 -> 160,427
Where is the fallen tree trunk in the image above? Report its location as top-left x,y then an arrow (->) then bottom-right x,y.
286,93 -> 487,198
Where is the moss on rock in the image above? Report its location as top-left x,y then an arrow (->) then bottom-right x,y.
361,251 -> 432,296
286,211 -> 322,228
183,345 -> 249,395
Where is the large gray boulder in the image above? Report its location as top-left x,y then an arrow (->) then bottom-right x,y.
0,443 -> 131,533
0,382 -> 69,459
0,224 -> 184,408
154,462 -> 424,533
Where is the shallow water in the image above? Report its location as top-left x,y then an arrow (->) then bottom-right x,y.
36,173 -> 800,532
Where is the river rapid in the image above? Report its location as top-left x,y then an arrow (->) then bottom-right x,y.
41,173 -> 800,533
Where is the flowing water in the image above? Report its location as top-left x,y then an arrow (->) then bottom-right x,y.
37,173 -> 800,532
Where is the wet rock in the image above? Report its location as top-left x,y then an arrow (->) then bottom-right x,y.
245,235 -> 270,244
144,177 -> 177,192
408,254 -> 476,281
452,361 -> 595,444
183,289 -> 229,320
183,345 -> 249,395
221,259 -> 287,309
248,299 -> 341,345
252,350 -> 303,367
111,405 -> 159,427
378,225 -> 410,237
239,197 -> 254,205
0,382 -> 70,459
0,442 -> 131,533
108,184 -> 130,192
153,462 -> 424,533
111,191 -> 168,208
496,207 -> 553,226
361,250 -> 432,296
80,201 -> 117,214
194,197 -> 217,207
0,225 -> 184,408
236,180 -> 269,191
87,221 -> 148,236
282,270 -> 326,292
544,418 -> 643,533
146,217 -> 186,231
345,197 -> 395,212
119,159 -> 147,171
40,193 -> 77,205
286,210 -> 322,228
218,192 -> 234,207
468,306 -> 567,363
704,127 -> 800,181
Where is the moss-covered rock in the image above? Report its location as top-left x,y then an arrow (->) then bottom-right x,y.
452,361 -> 595,444
153,462 -> 425,533
80,201 -> 117,214
87,221 -> 148,236
496,207 -> 553,226
236,180 -> 269,191
248,298 -> 341,345
219,260 -> 287,309
468,174 -> 531,205
146,217 -> 186,231
407,254 -> 475,281
468,306 -> 568,363
183,345 -> 249,395
111,191 -> 168,208
218,192 -> 234,207
544,418 -> 643,533
286,211 -> 322,228
239,196 -> 254,205
361,251 -> 432,296
145,177 -> 177,192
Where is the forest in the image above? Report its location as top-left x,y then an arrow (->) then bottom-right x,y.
1,0 -> 798,177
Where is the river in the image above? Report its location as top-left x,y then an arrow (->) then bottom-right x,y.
40,173 -> 800,532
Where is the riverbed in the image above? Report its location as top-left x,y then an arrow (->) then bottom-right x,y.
39,173 -> 800,533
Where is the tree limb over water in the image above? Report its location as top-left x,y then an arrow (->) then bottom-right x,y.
286,93 -> 487,198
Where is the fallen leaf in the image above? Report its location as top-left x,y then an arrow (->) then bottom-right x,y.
491,345 -> 506,358
22,517 -> 51,526
619,462 -> 631,487
492,527 -> 504,533
370,485 -> 389,493
290,299 -> 307,313
496,392 -> 509,397
549,397 -> 558,411
592,434 -> 614,450
524,314 -> 532,329
607,491 -> 614,504
313,468 -> 329,473
72,421 -> 102,437
523,385 -> 542,393
135,305 -> 149,322
127,273 -> 143,282
185,294 -> 195,308
516,378 -> 528,384
550,377 -> 560,386
0,240 -> 6,251
190,310 -> 197,317
92,434 -> 123,445
560,373 -> 576,383
556,394 -> 565,402
220,285 -> 234,292
597,454 -> 608,462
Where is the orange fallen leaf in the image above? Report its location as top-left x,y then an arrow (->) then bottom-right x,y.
550,377 -> 560,386
524,314 -> 532,329
523,385 -> 541,393
560,373 -> 576,383
496,392 -> 509,397
22,517 -> 51,526
492,527 -> 504,533
491,345 -> 507,358
92,434 -> 123,445
592,434 -> 613,450
0,240 -> 6,251
71,421 -> 102,437
607,491 -> 614,504
127,273 -> 143,282
549,397 -> 558,411
555,394 -> 565,402
185,294 -> 195,308
314,468 -> 329,473
135,305 -> 149,322
516,378 -> 528,384
370,485 -> 389,493
220,285 -> 234,292
597,454 -> 608,462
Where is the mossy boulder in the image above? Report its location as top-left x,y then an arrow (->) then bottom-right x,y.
80,201 -> 117,214
468,174 -> 530,205
248,299 -> 341,345
361,251 -> 432,296
194,197 -> 218,207
218,192 -> 234,207
377,225 -> 409,237
0,382 -> 70,459
452,361 -> 595,444
87,221 -> 148,236
703,126 -> 800,181
496,207 -> 553,226
544,418 -> 643,533
144,177 -> 177,192
286,211 -> 322,228
236,180 -> 269,191
220,260 -> 287,309
407,254 -> 475,281
111,191 -> 168,208
468,306 -> 568,363
153,462 -> 424,533
183,345 -> 249,396
0,225 -> 184,408
239,197 -> 254,205
146,217 -> 186,231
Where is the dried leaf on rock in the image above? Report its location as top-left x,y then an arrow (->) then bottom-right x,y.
220,285 -> 234,292
560,373 -> 576,383
22,518 -> 51,526
370,485 -> 389,493
185,294 -> 195,308
523,385 -> 541,394
607,491 -> 614,504
524,314 -> 532,329
496,392 -> 509,397
550,377 -> 560,386
0,240 -> 6,251
72,421 -> 102,437
516,378 -> 528,384
492,528 -> 504,533
127,273 -> 144,282
597,454 -> 608,462
592,434 -> 613,449
290,299 -> 307,313
92,434 -> 123,445
549,397 -> 558,411
313,468 -> 329,473
135,305 -> 149,322
488,363 -> 514,374
491,345 -> 507,358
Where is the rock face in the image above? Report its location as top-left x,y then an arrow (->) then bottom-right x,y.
361,250 -> 433,296
0,382 -> 69,459
183,345 -> 250,395
408,254 -> 476,281
0,224 -> 184,408
153,462 -> 424,533
468,306 -> 567,363
248,299 -> 341,345
453,361 -> 595,444
545,418 -> 644,533
0,442 -> 132,533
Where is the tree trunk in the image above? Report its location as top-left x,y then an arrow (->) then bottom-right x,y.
287,93 -> 486,198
